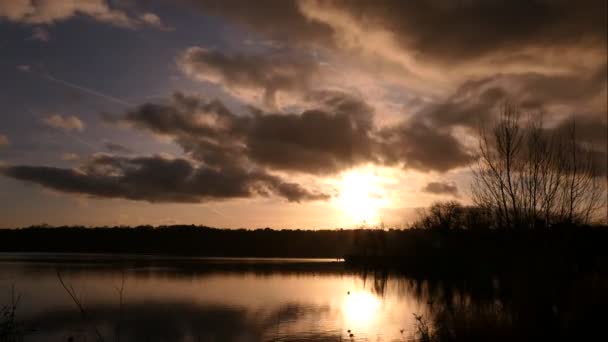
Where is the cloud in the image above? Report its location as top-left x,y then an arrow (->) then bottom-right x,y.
0,134 -> 8,147
1,154 -> 328,203
423,182 -> 459,196
178,47 -> 319,108
111,92 -> 472,174
549,117 -> 608,176
415,64 -> 607,138
179,1 -> 607,136
0,0 -> 166,29
112,92 -> 378,174
295,0 -> 607,84
184,0 -> 606,93
29,26 -> 49,42
43,114 -> 85,132
244,90 -> 377,173
379,121 -> 473,172
139,12 -> 172,31
552,116 -> 608,149
8,85 -> 603,205
17,65 -> 31,72
104,142 -> 133,154
309,1 -> 605,60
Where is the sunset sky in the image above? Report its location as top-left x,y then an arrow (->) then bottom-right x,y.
0,0 -> 606,228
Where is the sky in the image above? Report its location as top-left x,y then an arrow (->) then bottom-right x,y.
0,0 -> 606,228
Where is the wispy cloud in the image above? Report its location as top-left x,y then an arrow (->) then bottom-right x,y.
139,12 -> 173,31
0,0 -> 167,29
43,114 -> 85,132
178,47 -> 319,109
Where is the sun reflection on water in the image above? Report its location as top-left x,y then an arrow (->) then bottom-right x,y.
343,291 -> 381,326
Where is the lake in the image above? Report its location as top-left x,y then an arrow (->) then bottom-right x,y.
1,253 -> 603,341
0,254 -> 430,342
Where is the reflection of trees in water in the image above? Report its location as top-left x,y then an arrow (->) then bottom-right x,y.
365,270 -> 607,341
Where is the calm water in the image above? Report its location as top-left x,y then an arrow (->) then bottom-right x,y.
0,254 -> 430,342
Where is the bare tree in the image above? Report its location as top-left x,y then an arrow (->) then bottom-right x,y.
556,119 -> 605,224
415,201 -> 465,231
472,104 -> 606,229
472,105 -> 524,228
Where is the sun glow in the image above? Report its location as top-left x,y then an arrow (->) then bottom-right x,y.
343,291 -> 381,326
336,168 -> 390,226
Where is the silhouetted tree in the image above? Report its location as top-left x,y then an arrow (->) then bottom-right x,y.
472,104 -> 605,229
414,201 -> 494,231
416,201 -> 465,231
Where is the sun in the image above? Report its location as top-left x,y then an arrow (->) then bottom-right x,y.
336,168 -> 389,226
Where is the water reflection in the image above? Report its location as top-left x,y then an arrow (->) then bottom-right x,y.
0,255 -> 423,342
343,291 -> 380,327
1,255 -> 603,341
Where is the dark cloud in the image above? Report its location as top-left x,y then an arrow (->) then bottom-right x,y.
1,154 -> 328,203
419,63 -> 607,132
110,93 -> 248,171
245,91 -> 376,173
178,47 -> 319,108
552,116 -> 608,149
423,182 -> 459,196
113,92 -> 471,174
513,65 -> 608,106
379,121 -> 473,172
399,67 -> 607,172
181,0 -> 606,66
114,92 -> 379,174
175,1 -> 606,180
336,0 -> 606,63
176,1 -> 606,163
549,117 -> 608,176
